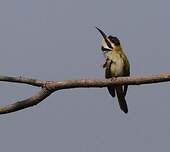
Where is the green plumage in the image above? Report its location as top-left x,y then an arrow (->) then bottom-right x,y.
96,27 -> 130,113
104,47 -> 130,113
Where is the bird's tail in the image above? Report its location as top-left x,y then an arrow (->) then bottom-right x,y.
115,86 -> 128,113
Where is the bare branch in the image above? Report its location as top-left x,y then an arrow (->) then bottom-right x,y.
0,73 -> 170,114
0,88 -> 52,114
0,75 -> 44,87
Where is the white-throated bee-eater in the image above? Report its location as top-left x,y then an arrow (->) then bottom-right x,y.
96,27 -> 130,113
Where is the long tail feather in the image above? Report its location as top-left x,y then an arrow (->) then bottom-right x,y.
123,85 -> 128,96
115,86 -> 128,113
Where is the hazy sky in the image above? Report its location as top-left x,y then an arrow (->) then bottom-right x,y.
0,0 -> 170,151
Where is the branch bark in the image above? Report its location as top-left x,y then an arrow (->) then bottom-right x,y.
0,73 -> 170,114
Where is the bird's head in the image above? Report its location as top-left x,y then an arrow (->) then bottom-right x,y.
96,27 -> 121,52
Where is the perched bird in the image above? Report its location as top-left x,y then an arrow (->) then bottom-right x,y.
96,27 -> 130,113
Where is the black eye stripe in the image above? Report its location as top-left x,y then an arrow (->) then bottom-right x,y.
108,36 -> 120,46
105,40 -> 113,49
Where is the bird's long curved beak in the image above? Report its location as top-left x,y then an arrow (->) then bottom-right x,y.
95,27 -> 113,49
95,27 -> 107,40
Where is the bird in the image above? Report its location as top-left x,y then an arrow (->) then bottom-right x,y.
96,27 -> 130,113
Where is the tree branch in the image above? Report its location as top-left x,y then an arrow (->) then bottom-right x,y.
0,88 -> 52,114
0,73 -> 170,114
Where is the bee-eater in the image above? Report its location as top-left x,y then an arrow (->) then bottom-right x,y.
96,27 -> 130,113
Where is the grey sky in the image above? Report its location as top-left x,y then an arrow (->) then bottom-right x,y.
0,0 -> 170,151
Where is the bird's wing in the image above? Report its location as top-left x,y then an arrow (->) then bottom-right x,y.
105,59 -> 115,97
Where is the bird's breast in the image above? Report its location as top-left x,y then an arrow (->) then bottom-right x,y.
105,51 -> 125,77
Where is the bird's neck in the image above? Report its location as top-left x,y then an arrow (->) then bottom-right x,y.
113,46 -> 123,52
